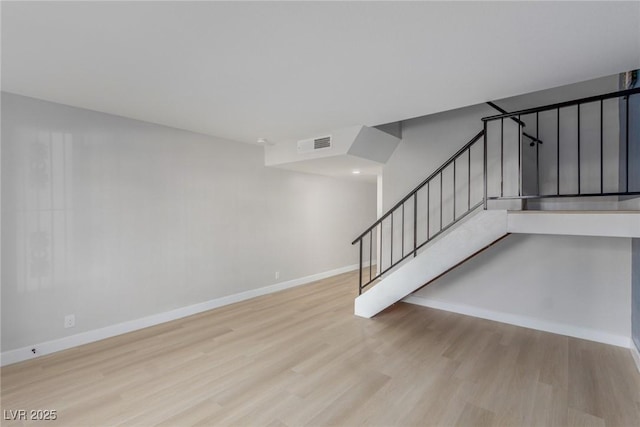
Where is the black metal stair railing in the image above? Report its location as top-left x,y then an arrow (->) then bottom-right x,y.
351,130 -> 486,294
482,87 -> 640,201
486,101 -> 544,147
352,86 -> 639,296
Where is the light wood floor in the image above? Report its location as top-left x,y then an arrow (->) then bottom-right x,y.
2,270 -> 640,426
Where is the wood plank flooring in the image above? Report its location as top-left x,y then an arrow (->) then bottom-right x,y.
2,270 -> 639,426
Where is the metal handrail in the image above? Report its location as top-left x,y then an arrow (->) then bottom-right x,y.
486,101 -> 543,145
486,102 -> 528,127
352,129 -> 486,293
351,130 -> 484,244
482,87 -> 640,121
483,87 -> 638,200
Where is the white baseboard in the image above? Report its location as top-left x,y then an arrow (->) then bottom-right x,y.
403,295 -> 632,348
0,264 -> 359,367
631,342 -> 640,374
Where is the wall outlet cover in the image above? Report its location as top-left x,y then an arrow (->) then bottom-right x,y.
64,314 -> 76,329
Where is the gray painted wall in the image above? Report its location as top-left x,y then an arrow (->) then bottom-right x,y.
1,93 -> 377,351
633,239 -> 640,352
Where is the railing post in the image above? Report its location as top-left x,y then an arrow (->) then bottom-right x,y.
536,112 -> 540,195
453,158 -> 457,221
500,118 -> 504,198
626,95 -> 630,192
557,108 -> 560,196
483,122 -> 488,210
600,100 -> 604,194
358,238 -> 363,295
390,213 -> 394,265
577,105 -> 581,195
369,229 -> 373,282
413,193 -> 417,257
518,114 -> 521,197
401,203 -> 405,259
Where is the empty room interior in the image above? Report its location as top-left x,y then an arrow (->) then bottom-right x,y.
2,1 -> 640,426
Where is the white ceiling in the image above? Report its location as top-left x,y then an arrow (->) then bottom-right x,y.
2,1 -> 639,145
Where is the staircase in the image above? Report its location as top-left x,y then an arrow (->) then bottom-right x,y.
352,87 -> 640,318
355,209 -> 508,317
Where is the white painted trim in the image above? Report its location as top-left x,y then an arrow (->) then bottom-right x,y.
0,264 -> 359,367
631,343 -> 640,374
507,211 -> 640,238
403,295 -> 632,348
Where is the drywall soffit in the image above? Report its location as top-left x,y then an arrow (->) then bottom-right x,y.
265,125 -> 400,180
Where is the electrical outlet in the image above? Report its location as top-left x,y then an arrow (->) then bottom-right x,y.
64,314 -> 75,329
275,271 -> 280,280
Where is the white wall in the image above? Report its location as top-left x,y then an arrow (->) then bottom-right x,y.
0,93 -> 376,352
410,234 -> 631,343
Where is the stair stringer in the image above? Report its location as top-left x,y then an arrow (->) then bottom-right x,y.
354,209 -> 508,318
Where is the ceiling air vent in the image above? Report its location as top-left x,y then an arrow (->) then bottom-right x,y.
313,136 -> 331,149
297,135 -> 332,153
